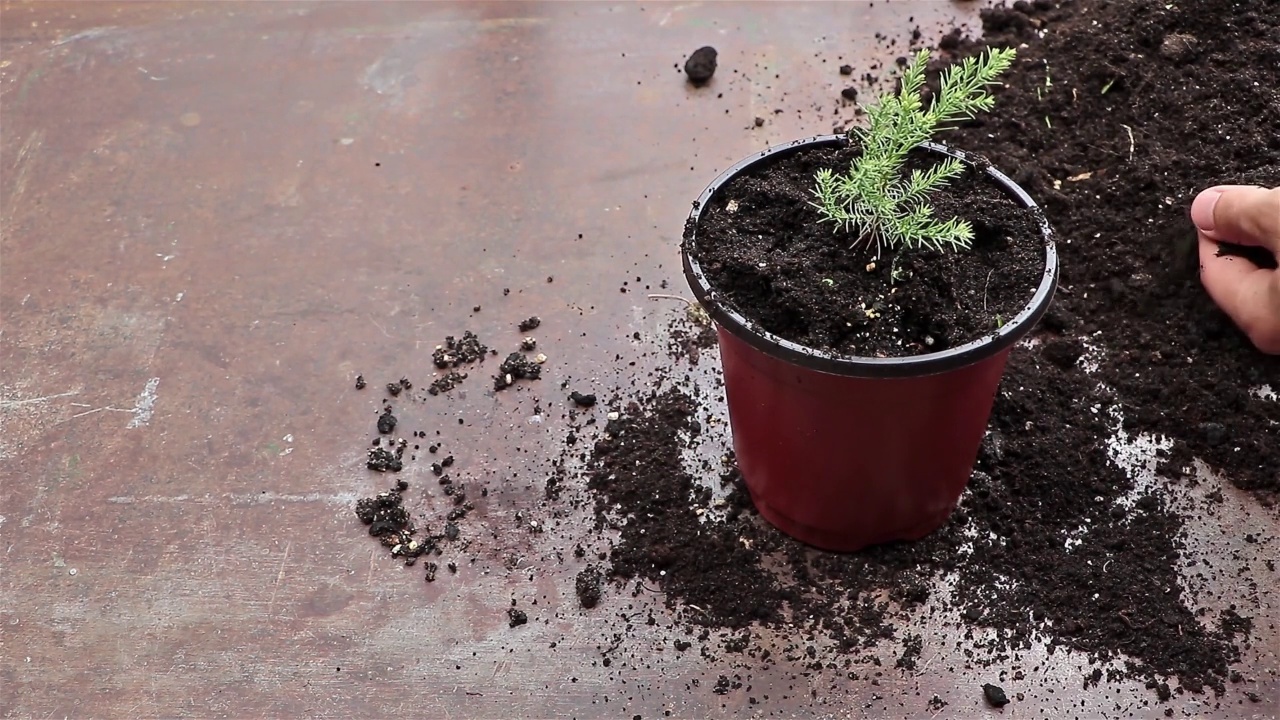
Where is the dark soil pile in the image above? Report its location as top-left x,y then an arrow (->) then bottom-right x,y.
586,370 -> 1248,695
587,391 -> 789,630
688,146 -> 1046,357
934,0 -> 1280,501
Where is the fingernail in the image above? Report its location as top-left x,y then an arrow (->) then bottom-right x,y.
1191,188 -> 1223,233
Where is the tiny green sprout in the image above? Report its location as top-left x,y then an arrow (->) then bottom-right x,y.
1101,78 -> 1116,95
996,315 -> 1006,328
822,278 -> 835,286
812,47 -> 1017,255
1045,116 -> 1053,129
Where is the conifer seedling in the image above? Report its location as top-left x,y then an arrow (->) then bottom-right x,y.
813,47 -> 1017,254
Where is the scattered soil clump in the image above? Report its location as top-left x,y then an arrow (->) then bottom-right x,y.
494,351 -> 543,391
508,607 -> 529,627
575,567 -> 604,609
366,442 -> 405,473
433,331 -> 489,369
683,46 -> 717,85
428,371 -> 467,396
376,407 -> 397,434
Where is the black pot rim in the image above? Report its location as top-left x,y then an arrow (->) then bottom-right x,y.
681,134 -> 1059,379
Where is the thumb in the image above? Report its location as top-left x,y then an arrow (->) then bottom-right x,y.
1190,185 -> 1280,251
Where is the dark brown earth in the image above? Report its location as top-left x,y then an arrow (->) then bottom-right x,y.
934,0 -> 1280,501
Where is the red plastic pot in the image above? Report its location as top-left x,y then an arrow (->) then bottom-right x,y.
682,135 -> 1058,552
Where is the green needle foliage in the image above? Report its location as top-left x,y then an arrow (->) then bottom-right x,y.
813,47 -> 1017,254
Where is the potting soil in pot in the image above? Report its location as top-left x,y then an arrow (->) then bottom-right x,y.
689,146 -> 1047,356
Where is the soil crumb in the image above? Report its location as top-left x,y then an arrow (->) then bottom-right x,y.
575,567 -> 604,609
684,46 -> 718,85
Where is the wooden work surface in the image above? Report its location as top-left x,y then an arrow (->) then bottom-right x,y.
2,2 -> 1277,718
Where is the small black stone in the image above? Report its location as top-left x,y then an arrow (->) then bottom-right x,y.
355,374 -> 366,390
839,64 -> 853,75
983,683 -> 1010,708
841,87 -> 858,101
684,46 -> 718,85
377,408 -> 397,434
570,391 -> 598,408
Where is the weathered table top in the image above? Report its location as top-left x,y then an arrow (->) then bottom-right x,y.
2,2 -> 1276,718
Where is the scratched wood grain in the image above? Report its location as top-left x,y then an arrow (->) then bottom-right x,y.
2,2 -> 1277,719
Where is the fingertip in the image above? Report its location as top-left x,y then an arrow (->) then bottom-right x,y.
1191,188 -> 1223,234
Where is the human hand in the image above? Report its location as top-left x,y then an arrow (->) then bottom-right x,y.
1192,185 -> 1280,354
